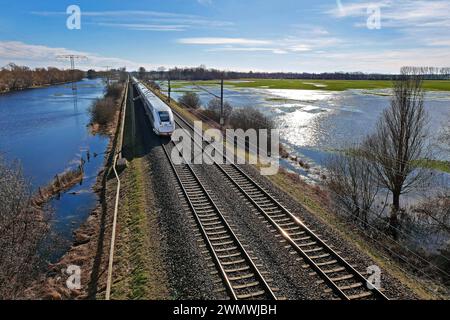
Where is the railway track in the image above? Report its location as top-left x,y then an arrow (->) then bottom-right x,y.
171,110 -> 389,301
162,141 -> 277,300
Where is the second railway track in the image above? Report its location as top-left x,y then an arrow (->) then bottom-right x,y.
162,141 -> 277,300
171,110 -> 389,301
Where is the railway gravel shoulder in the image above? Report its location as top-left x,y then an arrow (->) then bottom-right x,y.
238,163 -> 417,300
131,93 -> 222,299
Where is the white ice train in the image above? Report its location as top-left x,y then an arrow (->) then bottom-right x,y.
132,77 -> 175,136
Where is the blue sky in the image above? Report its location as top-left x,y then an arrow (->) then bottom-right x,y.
0,0 -> 449,73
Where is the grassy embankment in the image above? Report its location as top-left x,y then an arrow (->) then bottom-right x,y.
150,85 -> 444,299
107,90 -> 169,300
169,79 -> 450,92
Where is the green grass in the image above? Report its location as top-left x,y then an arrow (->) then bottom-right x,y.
344,147 -> 450,174
413,159 -> 450,173
170,79 -> 450,92
110,159 -> 152,300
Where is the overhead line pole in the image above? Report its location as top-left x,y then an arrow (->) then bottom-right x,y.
168,77 -> 171,103
220,74 -> 224,127
56,54 -> 87,113
103,65 -> 111,86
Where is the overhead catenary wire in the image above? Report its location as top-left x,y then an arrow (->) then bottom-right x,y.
172,110 -> 445,297
147,81 -> 450,273
174,106 -> 450,280
166,82 -> 450,276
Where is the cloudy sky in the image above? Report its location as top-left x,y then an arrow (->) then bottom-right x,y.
0,0 -> 449,73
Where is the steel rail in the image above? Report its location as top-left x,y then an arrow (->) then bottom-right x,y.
171,110 -> 389,300
162,141 -> 277,300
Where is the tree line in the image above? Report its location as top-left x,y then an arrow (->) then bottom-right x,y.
137,66 -> 450,81
0,63 -> 85,93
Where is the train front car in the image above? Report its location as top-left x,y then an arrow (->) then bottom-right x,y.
147,92 -> 175,136
133,79 -> 175,136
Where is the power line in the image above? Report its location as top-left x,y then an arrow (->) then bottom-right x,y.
151,82 -> 450,271
190,81 -> 221,99
103,65 -> 111,86
171,91 -> 450,286
172,85 -> 450,278
56,54 -> 87,113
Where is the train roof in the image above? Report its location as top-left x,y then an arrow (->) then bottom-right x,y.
136,82 -> 172,113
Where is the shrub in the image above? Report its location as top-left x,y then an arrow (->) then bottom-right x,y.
105,83 -> 123,100
89,97 -> 117,126
0,155 -> 51,299
148,80 -> 160,91
229,107 -> 274,131
179,92 -> 201,109
202,98 -> 233,124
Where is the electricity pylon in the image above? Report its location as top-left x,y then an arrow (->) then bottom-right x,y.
57,54 -> 87,112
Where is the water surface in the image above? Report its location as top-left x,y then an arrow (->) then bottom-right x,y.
0,78 -> 108,259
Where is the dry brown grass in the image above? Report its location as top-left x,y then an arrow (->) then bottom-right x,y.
33,167 -> 83,206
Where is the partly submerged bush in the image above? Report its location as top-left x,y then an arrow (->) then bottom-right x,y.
89,97 -> 117,126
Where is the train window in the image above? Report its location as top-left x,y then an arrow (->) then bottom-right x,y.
158,111 -> 170,123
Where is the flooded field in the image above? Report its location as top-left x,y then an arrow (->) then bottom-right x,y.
165,82 -> 450,181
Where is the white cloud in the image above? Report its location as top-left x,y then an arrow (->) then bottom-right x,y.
96,23 -> 188,32
289,44 -> 312,52
31,10 -> 233,31
32,10 -> 198,19
299,47 -> 450,73
0,41 -> 151,70
206,47 -> 288,54
325,0 -> 450,51
178,37 -> 272,45
327,0 -> 450,30
178,35 -> 341,55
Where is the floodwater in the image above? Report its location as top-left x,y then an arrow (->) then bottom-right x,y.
167,83 -> 450,181
0,78 -> 108,258
168,82 -> 450,251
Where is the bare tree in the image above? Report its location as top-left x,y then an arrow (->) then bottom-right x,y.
229,107 -> 274,131
179,92 -> 201,109
0,64 -> 84,93
326,148 -> 381,226
363,67 -> 430,238
414,190 -> 450,235
0,156 -> 51,299
203,98 -> 233,124
138,66 -> 146,80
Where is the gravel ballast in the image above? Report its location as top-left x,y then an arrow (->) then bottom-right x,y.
171,111 -> 416,300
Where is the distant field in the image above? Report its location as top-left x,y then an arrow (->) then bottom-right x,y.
170,79 -> 450,91
225,79 -> 450,91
